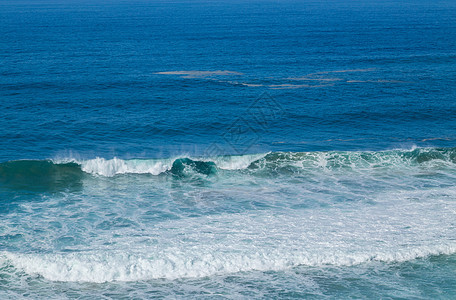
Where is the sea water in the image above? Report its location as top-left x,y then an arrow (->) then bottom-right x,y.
1,0 -> 456,298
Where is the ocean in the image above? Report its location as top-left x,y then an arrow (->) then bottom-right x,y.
1,0 -> 456,298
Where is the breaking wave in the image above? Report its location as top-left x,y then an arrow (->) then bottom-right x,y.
0,147 -> 455,182
2,244 -> 455,283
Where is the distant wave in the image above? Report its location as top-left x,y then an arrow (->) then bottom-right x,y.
155,68 -> 402,89
155,70 -> 243,78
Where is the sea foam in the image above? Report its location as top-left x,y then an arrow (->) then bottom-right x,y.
3,191 -> 456,283
3,243 -> 455,283
54,153 -> 269,177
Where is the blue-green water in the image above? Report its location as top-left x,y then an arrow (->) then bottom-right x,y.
1,0 -> 456,298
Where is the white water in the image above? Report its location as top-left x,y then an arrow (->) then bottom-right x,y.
51,148 -> 456,177
3,188 -> 456,283
54,153 -> 269,177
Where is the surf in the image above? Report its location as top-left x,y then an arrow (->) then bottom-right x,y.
1,147 -> 455,178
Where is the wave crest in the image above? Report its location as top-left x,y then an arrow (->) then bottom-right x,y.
1,147 -> 455,184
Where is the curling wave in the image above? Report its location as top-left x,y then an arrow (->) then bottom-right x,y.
0,147 -> 455,183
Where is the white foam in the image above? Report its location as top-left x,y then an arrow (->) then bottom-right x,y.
208,153 -> 268,170
80,157 -> 174,177
3,191 -> 456,283
3,242 -> 455,283
54,153 -> 268,177
52,147 -> 456,177
11,149 -> 455,283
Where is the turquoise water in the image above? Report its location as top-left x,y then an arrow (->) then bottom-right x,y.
1,149 -> 456,298
1,0 -> 456,298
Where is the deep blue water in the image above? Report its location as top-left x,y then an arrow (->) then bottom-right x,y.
1,0 -> 456,298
